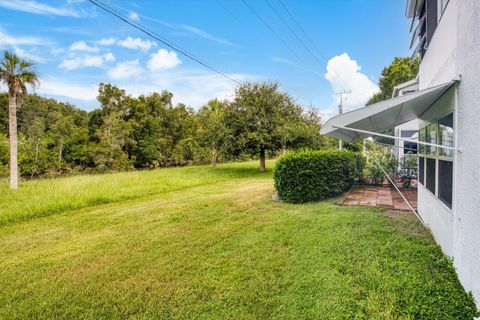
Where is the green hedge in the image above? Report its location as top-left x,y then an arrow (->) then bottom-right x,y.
274,150 -> 362,203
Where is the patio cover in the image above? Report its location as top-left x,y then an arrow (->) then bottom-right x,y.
321,81 -> 457,142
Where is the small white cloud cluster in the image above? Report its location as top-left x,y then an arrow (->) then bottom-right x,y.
108,59 -> 143,80
95,37 -> 156,52
108,49 -> 181,80
128,11 -> 140,22
117,37 -> 156,51
147,49 -> 182,71
60,53 -> 116,70
69,40 -> 99,53
96,37 -> 116,46
59,36 -> 160,71
0,23 -> 238,109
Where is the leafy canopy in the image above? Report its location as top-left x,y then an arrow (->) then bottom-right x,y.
367,57 -> 419,105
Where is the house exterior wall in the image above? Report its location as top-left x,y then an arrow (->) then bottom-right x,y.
452,0 -> 480,306
418,185 -> 454,253
417,88 -> 455,256
418,0 -> 457,90
415,0 -> 480,305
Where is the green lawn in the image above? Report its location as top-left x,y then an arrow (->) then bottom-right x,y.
0,160 -> 275,226
0,161 -> 477,319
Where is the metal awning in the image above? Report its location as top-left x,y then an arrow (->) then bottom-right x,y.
321,80 -> 457,142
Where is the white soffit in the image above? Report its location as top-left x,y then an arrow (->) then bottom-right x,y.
321,81 -> 456,142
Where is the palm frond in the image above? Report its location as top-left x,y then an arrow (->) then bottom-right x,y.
4,50 -> 19,69
20,71 -> 39,87
19,60 -> 35,70
0,49 -> 39,97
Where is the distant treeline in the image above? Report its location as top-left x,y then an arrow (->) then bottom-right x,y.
0,82 -> 339,178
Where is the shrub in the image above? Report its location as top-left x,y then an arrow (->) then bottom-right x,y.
363,148 -> 398,185
274,150 -> 362,203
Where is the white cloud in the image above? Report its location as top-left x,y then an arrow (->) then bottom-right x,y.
272,56 -> 296,66
0,0 -> 81,17
324,53 -> 379,110
0,28 -> 44,46
50,47 -> 66,57
96,37 -> 117,46
128,12 -> 140,21
59,53 -> 115,70
180,25 -> 232,45
69,41 -> 99,53
36,79 -> 97,101
24,69 -> 255,111
103,52 -> 115,62
60,56 -> 102,70
141,15 -> 175,28
12,46 -> 44,62
0,29 -> 48,62
147,49 -> 181,71
117,37 -> 156,51
116,70 -> 254,108
108,60 -> 144,80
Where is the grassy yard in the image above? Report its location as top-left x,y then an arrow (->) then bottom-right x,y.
0,161 -> 477,319
0,160 -> 275,226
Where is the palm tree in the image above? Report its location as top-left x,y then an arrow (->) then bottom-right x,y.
0,50 -> 39,189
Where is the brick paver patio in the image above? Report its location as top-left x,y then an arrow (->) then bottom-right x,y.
341,185 -> 417,211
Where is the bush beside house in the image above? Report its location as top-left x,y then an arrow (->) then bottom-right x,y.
274,150 -> 362,203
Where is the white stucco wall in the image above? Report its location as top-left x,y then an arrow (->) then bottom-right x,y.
417,86 -> 455,255
452,0 -> 480,306
418,185 -> 454,254
416,0 -> 480,306
418,0 -> 457,89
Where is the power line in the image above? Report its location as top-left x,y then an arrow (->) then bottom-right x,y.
215,0 -> 258,40
277,0 -> 328,62
264,0 -> 323,66
240,0 -> 304,64
87,0 -> 241,85
215,0 -> 242,25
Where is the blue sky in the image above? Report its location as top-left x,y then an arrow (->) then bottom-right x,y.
0,0 -> 411,116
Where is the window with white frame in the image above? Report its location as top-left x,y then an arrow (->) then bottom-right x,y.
418,112 -> 453,208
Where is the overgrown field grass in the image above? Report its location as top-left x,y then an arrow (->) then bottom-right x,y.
0,161 -> 478,319
0,160 -> 274,226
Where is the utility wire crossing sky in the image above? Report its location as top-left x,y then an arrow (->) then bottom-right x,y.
0,0 -> 411,116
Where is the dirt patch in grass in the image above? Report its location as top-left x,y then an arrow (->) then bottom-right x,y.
381,209 -> 430,238
232,180 -> 274,204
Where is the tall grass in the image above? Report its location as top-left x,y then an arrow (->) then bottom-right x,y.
0,160 -> 274,226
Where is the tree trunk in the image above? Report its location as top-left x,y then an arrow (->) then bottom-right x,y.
282,147 -> 287,155
8,95 -> 18,189
259,147 -> 266,172
211,147 -> 217,168
58,139 -> 64,163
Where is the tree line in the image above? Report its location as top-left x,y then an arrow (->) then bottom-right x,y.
1,50 -> 416,185
0,81 -> 336,178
